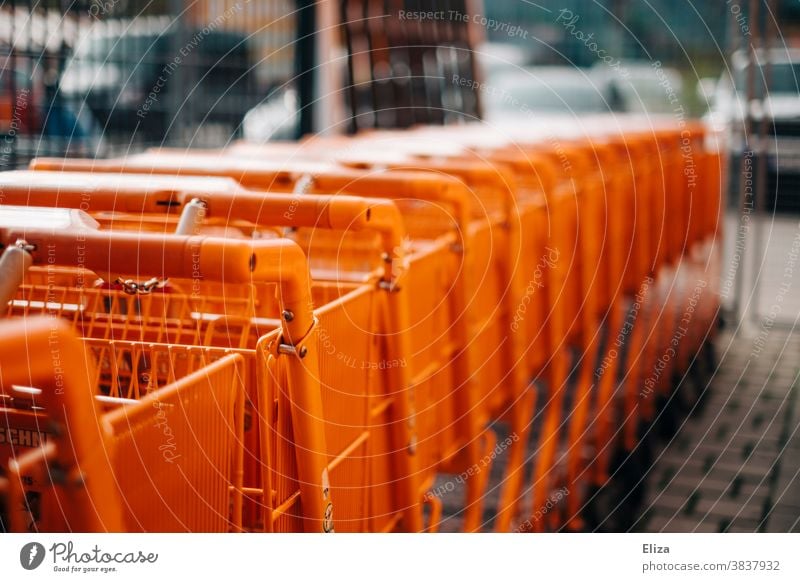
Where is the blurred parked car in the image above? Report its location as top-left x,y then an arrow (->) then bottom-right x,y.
0,67 -> 43,134
59,20 -> 260,141
475,42 -> 534,81
596,61 -> 685,115
703,48 -> 800,212
482,66 -> 622,122
242,87 -> 299,143
0,65 -> 104,165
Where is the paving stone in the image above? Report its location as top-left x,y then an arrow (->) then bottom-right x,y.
775,444 -> 800,473
645,493 -> 694,514
784,437 -> 800,454
704,466 -> 776,487
636,322 -> 800,533
730,424 -> 786,440
660,458 -> 775,482
660,476 -> 769,504
763,510 -> 800,533
646,514 -> 719,533
770,485 -> 800,512
694,498 -> 764,522
686,444 -> 779,467
720,517 -> 762,532
711,451 -> 781,473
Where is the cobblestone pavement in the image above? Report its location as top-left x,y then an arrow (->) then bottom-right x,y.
637,326 -> 800,532
640,212 -> 800,532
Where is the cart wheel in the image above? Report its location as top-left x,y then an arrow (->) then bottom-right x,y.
655,389 -> 681,441
586,438 -> 649,532
623,423 -> 654,515
691,340 -> 716,416
685,355 -> 703,407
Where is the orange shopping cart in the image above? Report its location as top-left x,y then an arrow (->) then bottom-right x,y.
269,128 -> 624,531
0,207 -> 351,533
1,316 -> 246,532
621,125 -> 707,443
0,176 -> 428,532
363,125 -> 620,530
395,122 -> 688,531
650,123 -> 724,422
226,137 -> 551,531
28,154 -> 506,532
337,128 -> 625,531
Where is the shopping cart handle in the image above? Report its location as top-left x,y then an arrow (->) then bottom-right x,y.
332,153 -> 520,223
0,170 -> 394,237
310,196 -> 406,286
0,172 -> 408,289
29,157 -> 101,172
308,171 -> 472,239
28,157 -> 473,245
196,192 -> 407,282
0,221 -> 316,345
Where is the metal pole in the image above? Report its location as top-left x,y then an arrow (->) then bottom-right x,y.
750,0 -> 776,325
315,0 -> 345,135
167,0 -> 188,146
296,0 -> 317,137
731,0 -> 760,324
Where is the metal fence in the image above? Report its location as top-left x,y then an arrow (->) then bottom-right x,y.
339,0 -> 481,132
0,0 -> 300,168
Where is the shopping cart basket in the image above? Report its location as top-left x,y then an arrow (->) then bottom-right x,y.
1,317 -> 246,532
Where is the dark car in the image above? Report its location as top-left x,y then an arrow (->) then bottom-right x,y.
59,20 -> 259,141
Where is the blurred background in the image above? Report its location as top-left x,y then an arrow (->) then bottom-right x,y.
0,2 -> 795,150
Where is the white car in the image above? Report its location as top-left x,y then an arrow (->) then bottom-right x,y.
595,61 -> 685,115
482,66 -> 618,123
242,88 -> 298,143
703,49 -> 800,211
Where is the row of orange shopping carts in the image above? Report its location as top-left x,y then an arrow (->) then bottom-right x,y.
0,114 -> 724,532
